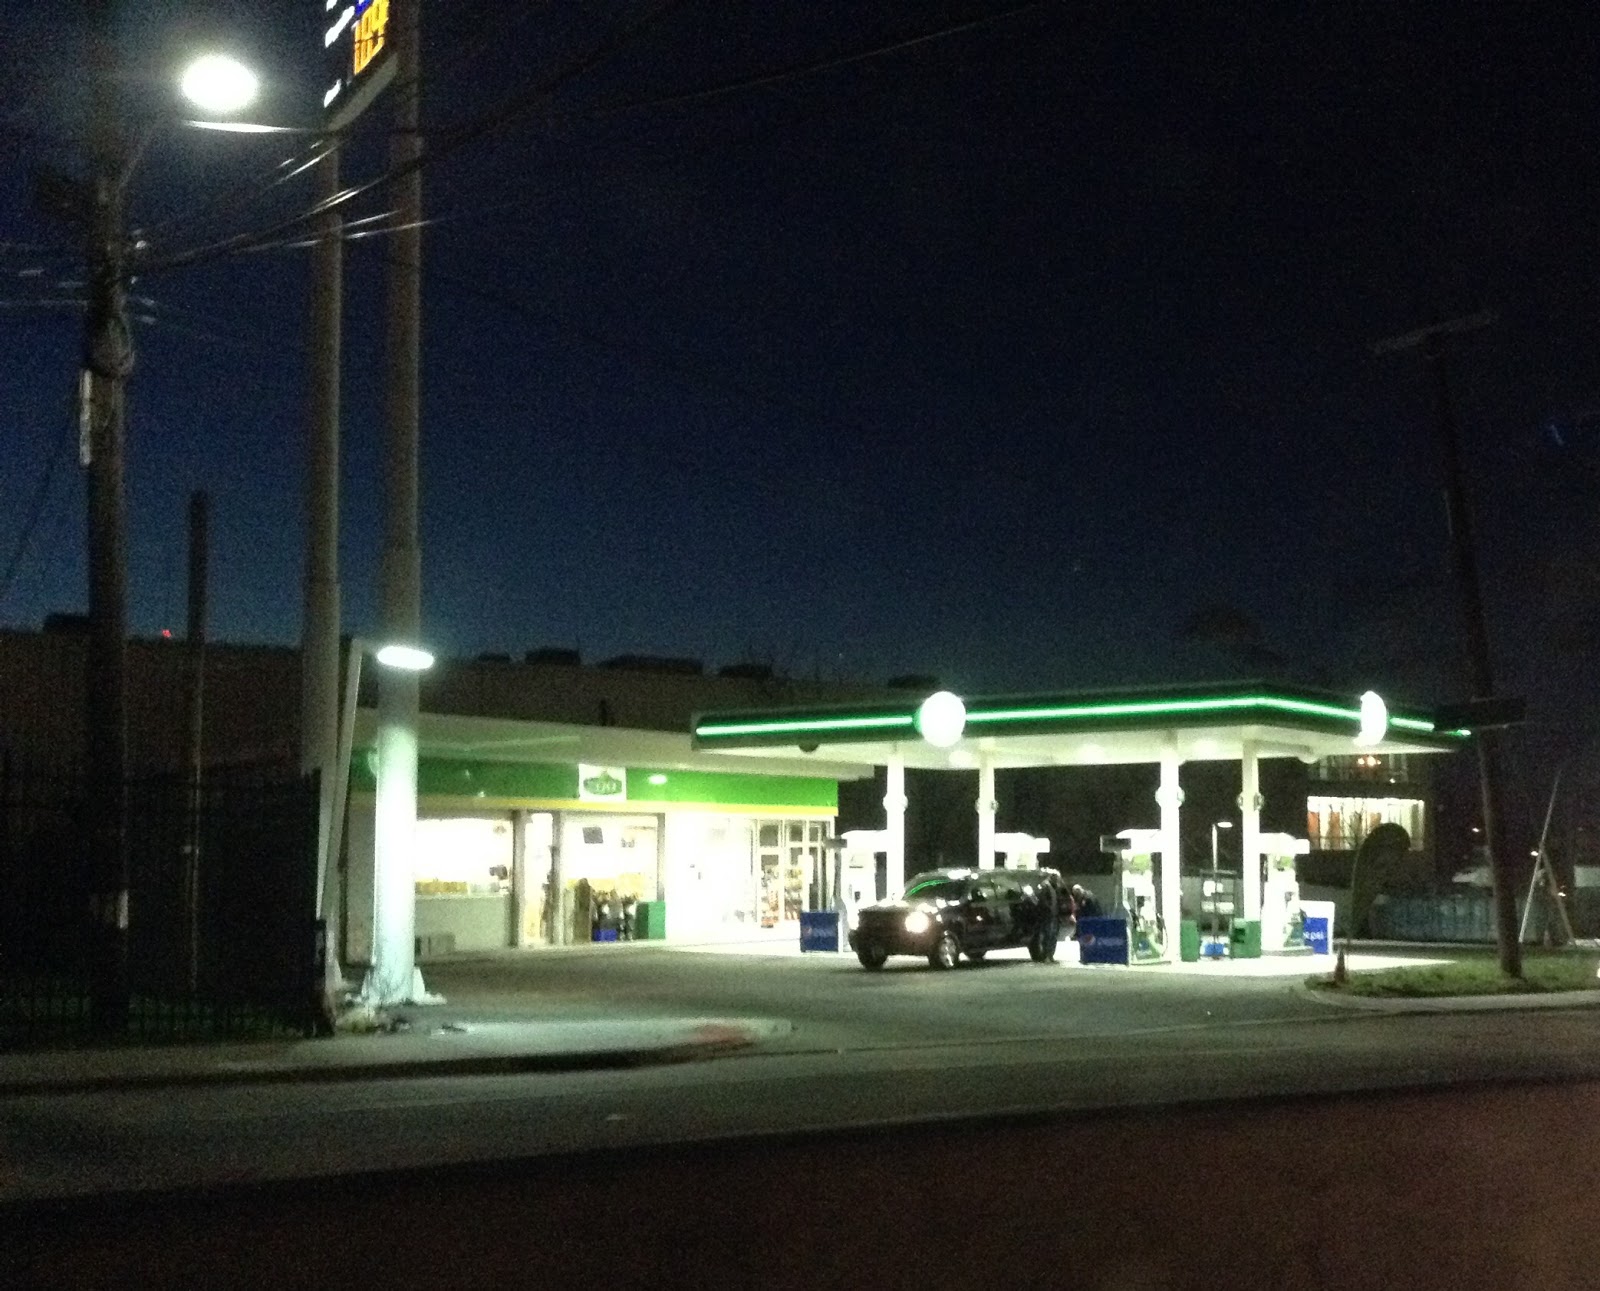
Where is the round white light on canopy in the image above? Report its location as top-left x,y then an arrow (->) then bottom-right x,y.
1355,690 -> 1389,746
915,690 -> 967,748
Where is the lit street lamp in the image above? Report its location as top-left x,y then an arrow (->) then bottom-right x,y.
69,22 -> 261,1032
1210,818 -> 1234,876
179,54 -> 260,115
1208,819 -> 1234,949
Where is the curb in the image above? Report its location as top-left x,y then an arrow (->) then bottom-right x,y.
1295,983 -> 1600,1015
0,1019 -> 792,1098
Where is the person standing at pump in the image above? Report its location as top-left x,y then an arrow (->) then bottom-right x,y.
1037,879 -> 1061,962
1071,883 -> 1102,924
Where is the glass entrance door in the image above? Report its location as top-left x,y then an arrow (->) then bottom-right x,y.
757,820 -> 834,926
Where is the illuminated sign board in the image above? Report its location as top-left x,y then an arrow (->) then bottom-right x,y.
321,0 -> 398,127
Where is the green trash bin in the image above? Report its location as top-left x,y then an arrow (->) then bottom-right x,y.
1179,920 -> 1201,963
634,900 -> 666,940
1229,918 -> 1262,959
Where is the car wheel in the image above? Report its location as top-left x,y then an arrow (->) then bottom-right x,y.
929,929 -> 961,970
856,941 -> 888,970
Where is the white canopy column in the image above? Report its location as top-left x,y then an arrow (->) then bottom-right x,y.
1158,740 -> 1183,960
1241,740 -> 1262,923
883,753 -> 907,897
976,754 -> 997,868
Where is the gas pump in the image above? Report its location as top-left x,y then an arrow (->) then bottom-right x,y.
838,829 -> 890,937
1259,832 -> 1311,952
1101,830 -> 1165,963
993,832 -> 1051,869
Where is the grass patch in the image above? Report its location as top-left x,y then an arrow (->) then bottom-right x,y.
1309,951 -> 1600,998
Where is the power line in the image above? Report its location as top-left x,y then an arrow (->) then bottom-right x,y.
141,0 -> 706,275
581,0 -> 1058,118
142,0 -> 1057,277
0,402 -> 75,606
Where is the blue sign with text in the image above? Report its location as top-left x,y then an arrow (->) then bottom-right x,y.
800,911 -> 842,953
1303,916 -> 1330,955
1077,915 -> 1131,965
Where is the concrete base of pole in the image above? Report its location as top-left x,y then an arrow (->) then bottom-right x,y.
357,965 -> 444,1008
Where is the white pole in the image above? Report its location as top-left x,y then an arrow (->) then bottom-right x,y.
301,139 -> 343,924
976,755 -> 996,868
368,0 -> 426,1007
1241,740 -> 1262,923
883,755 -> 907,899
321,639 -> 363,944
1159,744 -> 1182,960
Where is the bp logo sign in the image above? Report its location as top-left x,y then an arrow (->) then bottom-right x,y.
578,765 -> 627,802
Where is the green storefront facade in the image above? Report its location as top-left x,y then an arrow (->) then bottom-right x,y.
339,714 -> 857,961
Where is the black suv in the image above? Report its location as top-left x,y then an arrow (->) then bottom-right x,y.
847,867 -> 1065,970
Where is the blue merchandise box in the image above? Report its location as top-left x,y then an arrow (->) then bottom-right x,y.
1077,915 -> 1131,966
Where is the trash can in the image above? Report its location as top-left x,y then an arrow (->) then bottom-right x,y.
1229,918 -> 1262,959
1180,919 -> 1201,963
634,900 -> 666,940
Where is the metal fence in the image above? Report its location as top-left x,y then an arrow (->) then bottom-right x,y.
0,757 -> 323,1046
1368,889 -> 1600,943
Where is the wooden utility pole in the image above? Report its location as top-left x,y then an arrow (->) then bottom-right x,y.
83,0 -> 133,1031
1374,311 -> 1522,978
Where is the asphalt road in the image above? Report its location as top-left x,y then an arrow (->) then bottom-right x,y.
9,1078 -> 1600,1289
5,947 -> 1600,1201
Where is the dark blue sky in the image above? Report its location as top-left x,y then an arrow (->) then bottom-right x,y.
3,1 -> 1598,723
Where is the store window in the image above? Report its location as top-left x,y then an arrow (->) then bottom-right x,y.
415,817 -> 513,895
1306,796 -> 1425,851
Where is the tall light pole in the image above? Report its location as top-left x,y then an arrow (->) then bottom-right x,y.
366,0 -> 428,1006
322,637 -> 434,1008
1209,819 -> 1233,874
73,6 -> 259,1032
1209,819 -> 1233,949
302,130 -> 343,945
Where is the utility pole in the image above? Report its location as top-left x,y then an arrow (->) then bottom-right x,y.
83,0 -> 133,1033
303,134 -> 344,995
1374,311 -> 1522,978
368,0 -> 427,1006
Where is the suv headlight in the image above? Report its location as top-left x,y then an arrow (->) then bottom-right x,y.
904,911 -> 931,935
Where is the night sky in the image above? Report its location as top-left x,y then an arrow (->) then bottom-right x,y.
4,2 -> 1598,744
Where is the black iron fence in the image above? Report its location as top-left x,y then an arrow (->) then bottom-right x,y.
0,757 -> 324,1046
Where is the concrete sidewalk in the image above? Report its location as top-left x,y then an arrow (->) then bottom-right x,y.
0,1014 -> 794,1097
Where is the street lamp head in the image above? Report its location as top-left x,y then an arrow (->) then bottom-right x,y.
179,54 -> 259,115
1215,820 -> 1234,830
374,643 -> 435,672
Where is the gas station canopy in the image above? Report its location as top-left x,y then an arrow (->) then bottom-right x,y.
692,680 -> 1467,770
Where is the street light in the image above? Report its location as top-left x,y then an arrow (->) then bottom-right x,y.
1209,820 -> 1234,949
72,23 -> 262,1033
322,637 -> 435,1009
1210,819 -> 1233,874
178,54 -> 260,115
